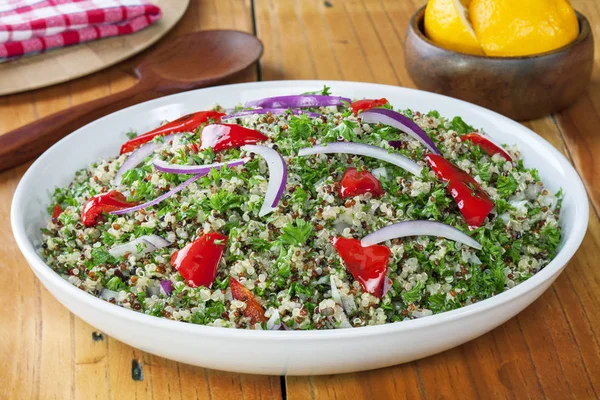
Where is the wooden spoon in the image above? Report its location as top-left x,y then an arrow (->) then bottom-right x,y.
0,30 -> 263,172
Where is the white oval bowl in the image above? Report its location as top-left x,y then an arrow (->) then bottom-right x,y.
11,81 -> 589,375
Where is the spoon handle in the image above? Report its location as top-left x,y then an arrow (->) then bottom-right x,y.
0,82 -> 165,172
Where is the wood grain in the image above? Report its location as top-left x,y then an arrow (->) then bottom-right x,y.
0,0 -> 190,96
1,0 -> 600,399
553,0 -> 600,216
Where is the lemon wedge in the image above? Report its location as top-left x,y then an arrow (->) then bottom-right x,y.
469,0 -> 579,57
424,0 -> 484,56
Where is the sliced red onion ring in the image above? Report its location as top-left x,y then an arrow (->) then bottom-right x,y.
153,157 -> 249,174
110,173 -> 204,215
362,109 -> 441,155
114,133 -> 183,186
143,234 -> 171,249
371,167 -> 388,180
241,145 -> 288,217
361,220 -> 482,250
387,140 -> 403,150
266,309 -> 281,330
330,275 -> 357,315
330,275 -> 342,305
337,310 -> 353,329
160,280 -> 174,296
245,95 -> 350,109
108,234 -> 171,258
298,142 -> 423,176
222,108 -> 322,120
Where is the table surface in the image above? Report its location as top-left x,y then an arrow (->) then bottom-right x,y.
1,0 -> 599,399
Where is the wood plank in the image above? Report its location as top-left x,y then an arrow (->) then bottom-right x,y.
553,0 -> 600,217
251,1 -> 600,399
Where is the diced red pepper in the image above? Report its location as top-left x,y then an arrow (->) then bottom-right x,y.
351,98 -> 388,114
200,123 -> 268,152
339,167 -> 384,198
81,190 -> 138,227
170,233 -> 228,288
460,133 -> 512,162
332,237 -> 390,298
120,110 -> 225,154
425,154 -> 494,229
229,277 -> 267,324
51,204 -> 62,223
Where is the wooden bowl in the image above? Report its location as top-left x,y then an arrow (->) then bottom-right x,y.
404,7 -> 594,121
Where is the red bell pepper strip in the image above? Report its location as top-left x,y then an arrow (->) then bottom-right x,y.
460,133 -> 512,162
339,167 -> 384,199
200,123 -> 268,152
229,277 -> 267,324
120,110 -> 225,154
51,204 -> 62,223
81,190 -> 138,227
425,154 -> 494,229
351,98 -> 388,114
170,233 -> 228,288
332,237 -> 391,298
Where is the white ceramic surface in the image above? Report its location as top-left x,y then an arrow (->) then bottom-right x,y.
11,81 -> 589,375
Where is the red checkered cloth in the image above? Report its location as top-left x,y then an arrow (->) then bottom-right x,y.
0,0 -> 162,62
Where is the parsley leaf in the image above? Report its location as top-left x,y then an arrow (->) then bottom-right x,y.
497,175 -> 518,197
125,129 -> 138,140
302,85 -> 331,96
106,276 -> 127,291
507,239 -> 522,263
448,116 -> 474,134
91,248 -> 115,265
281,218 -> 314,247
401,281 -> 424,304
209,190 -> 244,213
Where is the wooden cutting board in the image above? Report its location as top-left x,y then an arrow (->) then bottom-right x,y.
0,0 -> 189,96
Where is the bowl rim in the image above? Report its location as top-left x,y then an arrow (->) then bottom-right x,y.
10,80 -> 590,341
409,6 -> 591,60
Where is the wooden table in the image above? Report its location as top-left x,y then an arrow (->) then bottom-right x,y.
1,1 -> 599,398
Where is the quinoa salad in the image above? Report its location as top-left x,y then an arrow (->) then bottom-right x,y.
41,87 -> 562,330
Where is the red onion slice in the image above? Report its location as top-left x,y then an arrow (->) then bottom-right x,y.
330,275 -> 342,305
153,158 -> 249,175
361,221 -> 482,250
245,95 -> 350,109
114,133 -> 183,186
371,167 -> 388,180
266,309 -> 281,330
160,280 -> 174,296
330,275 -> 357,315
241,145 -> 288,217
143,234 -> 172,249
362,109 -> 441,155
298,142 -> 423,176
108,234 -> 172,258
222,108 -> 322,120
110,173 -> 204,215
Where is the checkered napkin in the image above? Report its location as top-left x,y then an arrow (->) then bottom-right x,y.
0,0 -> 162,62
